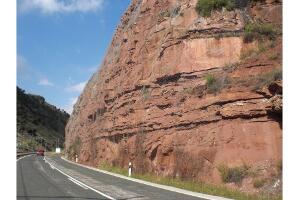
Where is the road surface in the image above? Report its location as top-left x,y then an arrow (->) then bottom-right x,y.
17,155 -> 216,200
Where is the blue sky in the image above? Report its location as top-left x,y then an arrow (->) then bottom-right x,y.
17,0 -> 131,113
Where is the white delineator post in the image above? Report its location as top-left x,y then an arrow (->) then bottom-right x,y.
128,162 -> 132,177
75,155 -> 78,163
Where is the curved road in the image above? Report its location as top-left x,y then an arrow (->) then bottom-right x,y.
17,155 -> 106,200
17,155 -> 225,200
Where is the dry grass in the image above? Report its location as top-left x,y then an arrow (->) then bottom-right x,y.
66,136 -> 81,160
218,164 -> 250,184
253,179 -> 267,188
244,22 -> 277,43
98,163 -> 281,200
195,0 -> 235,17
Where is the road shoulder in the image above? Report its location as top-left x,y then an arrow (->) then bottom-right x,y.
59,156 -> 232,200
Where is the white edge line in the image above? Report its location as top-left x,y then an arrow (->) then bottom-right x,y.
17,154 -> 33,162
68,177 -> 88,190
44,157 -> 116,200
61,156 -> 233,200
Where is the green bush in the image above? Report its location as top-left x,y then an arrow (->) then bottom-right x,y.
205,74 -> 223,94
244,22 -> 276,42
205,74 -> 216,85
218,164 -> 250,184
196,0 -> 235,17
255,68 -> 282,90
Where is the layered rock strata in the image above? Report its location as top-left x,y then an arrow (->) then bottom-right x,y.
66,0 -> 282,192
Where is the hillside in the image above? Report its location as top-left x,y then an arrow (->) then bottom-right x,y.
65,0 -> 282,196
17,87 -> 69,151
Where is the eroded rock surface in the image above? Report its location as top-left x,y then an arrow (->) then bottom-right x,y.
66,0 -> 282,193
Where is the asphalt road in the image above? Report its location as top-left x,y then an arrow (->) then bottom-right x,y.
17,155 -> 106,200
17,155 -> 211,200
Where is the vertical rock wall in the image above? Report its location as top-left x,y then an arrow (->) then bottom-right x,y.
66,0 -> 282,192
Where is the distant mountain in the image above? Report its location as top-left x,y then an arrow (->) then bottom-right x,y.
17,87 -> 69,151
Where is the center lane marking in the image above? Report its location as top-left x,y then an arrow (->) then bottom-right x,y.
44,157 -> 116,200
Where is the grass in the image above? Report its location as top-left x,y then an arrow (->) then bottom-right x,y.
202,68 -> 282,95
182,87 -> 194,95
215,68 -> 282,92
98,163 -> 281,200
99,161 -> 128,176
244,22 -> 277,43
205,74 -> 223,94
240,39 -> 278,60
196,0 -> 235,17
240,49 -> 259,60
67,136 -> 82,159
254,68 -> 282,90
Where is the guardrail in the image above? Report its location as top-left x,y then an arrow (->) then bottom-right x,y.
17,152 -> 36,159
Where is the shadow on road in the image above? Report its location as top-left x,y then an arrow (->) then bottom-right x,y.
17,195 -> 107,199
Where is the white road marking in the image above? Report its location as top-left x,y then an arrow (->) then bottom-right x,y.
44,157 -> 116,200
17,154 -> 34,162
44,159 -> 55,170
61,156 -> 232,200
49,163 -> 55,169
68,177 -> 88,190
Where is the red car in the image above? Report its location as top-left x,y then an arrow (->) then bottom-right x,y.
36,149 -> 45,156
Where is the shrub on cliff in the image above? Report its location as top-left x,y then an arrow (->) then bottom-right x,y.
254,68 -> 282,90
253,178 -> 266,188
205,74 -> 223,94
218,164 -> 250,184
196,0 -> 235,17
243,22 -> 276,43
67,136 -> 81,160
141,86 -> 151,100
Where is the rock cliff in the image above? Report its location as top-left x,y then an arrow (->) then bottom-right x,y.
66,0 -> 282,194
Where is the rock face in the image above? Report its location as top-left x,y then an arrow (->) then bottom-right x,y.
66,0 -> 282,192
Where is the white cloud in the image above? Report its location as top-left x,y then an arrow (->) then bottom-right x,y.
18,0 -> 104,14
38,78 -> 54,86
65,96 -> 78,114
66,81 -> 86,92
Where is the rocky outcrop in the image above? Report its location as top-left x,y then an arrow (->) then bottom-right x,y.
65,0 -> 282,193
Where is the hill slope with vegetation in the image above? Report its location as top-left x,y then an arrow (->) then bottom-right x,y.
17,87 -> 69,151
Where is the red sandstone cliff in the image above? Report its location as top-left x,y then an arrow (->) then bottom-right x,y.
65,0 -> 282,194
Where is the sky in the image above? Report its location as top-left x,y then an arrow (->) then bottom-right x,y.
17,0 -> 131,113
